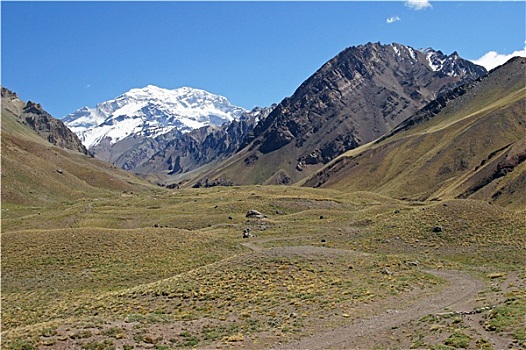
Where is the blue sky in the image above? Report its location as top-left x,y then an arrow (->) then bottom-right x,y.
2,1 -> 525,118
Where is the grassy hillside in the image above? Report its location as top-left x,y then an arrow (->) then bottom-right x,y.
305,58 -> 526,209
185,143 -> 319,188
1,108 -> 156,207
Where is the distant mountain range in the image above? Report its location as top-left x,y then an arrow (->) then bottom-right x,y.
118,105 -> 274,177
63,85 -> 248,149
63,42 -> 487,182
63,85 -> 269,178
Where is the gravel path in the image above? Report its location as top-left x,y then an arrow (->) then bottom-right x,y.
242,236 -> 487,350
274,269 -> 485,350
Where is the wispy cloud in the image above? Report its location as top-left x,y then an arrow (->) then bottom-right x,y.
405,0 -> 432,11
386,16 -> 401,24
472,46 -> 526,70
86,84 -> 92,88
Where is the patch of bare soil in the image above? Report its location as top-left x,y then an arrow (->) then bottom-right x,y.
273,273 -> 526,350
376,272 -> 524,350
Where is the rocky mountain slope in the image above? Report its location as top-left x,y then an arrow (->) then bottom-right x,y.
82,106 -> 273,181
190,42 -> 487,186
1,87 -> 153,206
115,105 -> 274,178
304,57 -> 526,209
2,87 -> 89,155
63,85 -> 248,150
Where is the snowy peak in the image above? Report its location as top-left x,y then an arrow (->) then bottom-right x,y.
63,85 -> 247,149
422,47 -> 447,71
420,47 -> 486,77
374,43 -> 486,79
122,85 -> 232,110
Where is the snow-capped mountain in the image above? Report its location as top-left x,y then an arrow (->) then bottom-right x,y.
420,47 -> 486,78
386,43 -> 486,78
63,85 -> 247,149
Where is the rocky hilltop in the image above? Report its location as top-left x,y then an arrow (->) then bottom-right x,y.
1,87 -> 89,155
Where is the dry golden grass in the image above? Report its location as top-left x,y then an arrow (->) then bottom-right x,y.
1,111 -> 156,208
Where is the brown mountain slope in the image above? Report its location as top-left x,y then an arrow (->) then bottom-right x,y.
189,42 -> 486,187
1,89 -> 155,206
2,87 -> 89,155
304,57 -> 526,210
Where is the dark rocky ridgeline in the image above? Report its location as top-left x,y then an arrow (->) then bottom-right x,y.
380,56 -> 525,142
241,42 -> 486,171
1,87 -> 90,155
302,57 -> 525,207
1,86 -> 18,100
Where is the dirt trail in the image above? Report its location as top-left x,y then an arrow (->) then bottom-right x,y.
240,235 -> 316,252
242,236 -> 487,350
273,270 -> 485,349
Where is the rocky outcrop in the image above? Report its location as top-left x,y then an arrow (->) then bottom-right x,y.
1,87 -> 89,155
1,87 -> 25,117
22,101 -> 90,155
192,176 -> 234,188
459,139 -> 526,199
1,87 -> 19,101
246,210 -> 266,219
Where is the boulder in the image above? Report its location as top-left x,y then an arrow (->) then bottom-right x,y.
246,210 -> 266,219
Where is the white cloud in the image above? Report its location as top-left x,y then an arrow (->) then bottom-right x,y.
405,0 -> 432,11
386,16 -> 401,24
472,47 -> 526,70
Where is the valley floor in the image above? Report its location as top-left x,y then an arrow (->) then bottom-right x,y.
2,186 -> 525,349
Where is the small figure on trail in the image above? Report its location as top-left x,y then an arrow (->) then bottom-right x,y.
243,228 -> 252,238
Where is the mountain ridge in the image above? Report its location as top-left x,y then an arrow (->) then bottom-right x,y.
1,87 -> 89,155
189,42 -> 487,187
130,105 -> 275,178
303,56 -> 525,209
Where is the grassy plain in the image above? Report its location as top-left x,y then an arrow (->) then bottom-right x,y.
2,185 -> 525,349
